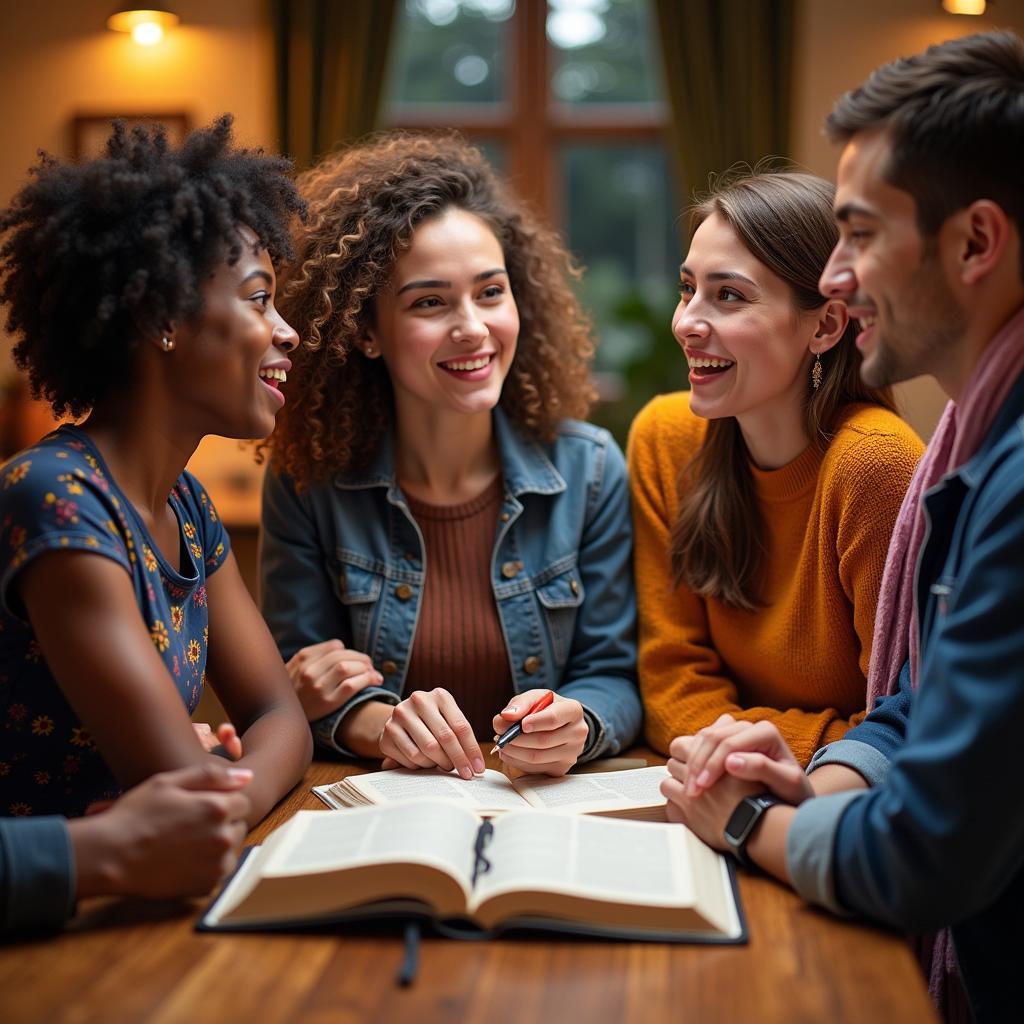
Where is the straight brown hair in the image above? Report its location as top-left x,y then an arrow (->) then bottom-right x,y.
669,171 -> 896,611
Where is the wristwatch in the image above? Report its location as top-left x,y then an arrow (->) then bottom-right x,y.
723,793 -> 781,868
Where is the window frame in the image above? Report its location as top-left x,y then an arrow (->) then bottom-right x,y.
383,0 -> 669,223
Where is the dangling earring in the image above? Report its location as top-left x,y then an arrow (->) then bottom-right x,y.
811,353 -> 823,390
162,336 -> 175,353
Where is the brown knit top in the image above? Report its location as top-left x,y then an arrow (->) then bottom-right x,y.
403,476 -> 514,739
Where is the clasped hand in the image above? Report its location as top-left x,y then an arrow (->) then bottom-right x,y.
660,714 -> 812,850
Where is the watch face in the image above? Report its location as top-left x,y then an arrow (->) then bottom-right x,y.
725,800 -> 760,842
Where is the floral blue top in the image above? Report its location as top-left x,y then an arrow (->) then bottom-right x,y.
0,426 -> 230,817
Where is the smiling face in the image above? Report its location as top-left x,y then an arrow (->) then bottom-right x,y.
365,207 -> 519,427
171,225 -> 298,440
673,213 -> 824,428
819,129 -> 965,389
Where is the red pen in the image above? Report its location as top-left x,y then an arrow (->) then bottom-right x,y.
490,691 -> 555,754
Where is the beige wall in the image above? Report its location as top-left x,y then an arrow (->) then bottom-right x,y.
792,0 -> 1024,440
0,0 -> 275,516
0,0 -> 273,205
0,0 -> 274,377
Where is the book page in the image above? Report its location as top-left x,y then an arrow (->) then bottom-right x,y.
204,800 -> 487,927
513,765 -> 669,813
263,802 -> 480,884
342,768 -> 529,812
472,812 -> 690,909
475,811 -> 741,937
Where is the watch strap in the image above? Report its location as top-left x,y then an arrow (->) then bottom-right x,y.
724,793 -> 781,868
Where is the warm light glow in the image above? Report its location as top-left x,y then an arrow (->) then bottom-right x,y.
941,0 -> 986,14
131,22 -> 164,46
106,9 -> 180,46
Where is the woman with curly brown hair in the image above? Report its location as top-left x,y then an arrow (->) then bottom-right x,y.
261,132 -> 641,779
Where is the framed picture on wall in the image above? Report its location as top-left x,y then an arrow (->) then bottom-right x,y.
71,112 -> 190,159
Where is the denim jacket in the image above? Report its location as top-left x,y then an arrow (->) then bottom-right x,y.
791,368 -> 1024,1020
260,409 -> 641,760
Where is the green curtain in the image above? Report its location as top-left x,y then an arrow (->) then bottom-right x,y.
273,0 -> 398,170
654,0 -> 794,207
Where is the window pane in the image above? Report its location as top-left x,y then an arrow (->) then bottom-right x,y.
561,142 -> 688,440
385,0 -> 515,108
548,0 -> 662,105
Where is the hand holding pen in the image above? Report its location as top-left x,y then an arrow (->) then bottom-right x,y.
490,691 -> 554,753
490,688 -> 589,777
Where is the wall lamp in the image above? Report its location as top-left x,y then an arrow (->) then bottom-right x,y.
107,8 -> 180,46
941,0 -> 986,14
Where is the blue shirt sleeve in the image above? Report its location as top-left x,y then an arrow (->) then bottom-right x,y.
807,660 -> 914,787
844,659 -> 915,757
0,816 -> 75,933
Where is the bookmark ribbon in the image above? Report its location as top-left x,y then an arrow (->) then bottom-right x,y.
396,820 -> 495,985
472,819 -> 494,886
397,921 -> 420,987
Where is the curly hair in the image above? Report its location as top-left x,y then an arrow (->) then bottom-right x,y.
0,115 -> 305,419
268,131 -> 596,487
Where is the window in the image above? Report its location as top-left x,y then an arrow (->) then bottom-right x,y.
383,0 -> 688,439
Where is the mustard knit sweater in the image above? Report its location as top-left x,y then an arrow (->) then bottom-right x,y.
628,394 -> 924,765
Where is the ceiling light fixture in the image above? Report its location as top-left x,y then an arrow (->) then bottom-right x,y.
107,8 -> 180,46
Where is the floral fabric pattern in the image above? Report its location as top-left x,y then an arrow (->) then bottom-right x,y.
0,426 -> 230,817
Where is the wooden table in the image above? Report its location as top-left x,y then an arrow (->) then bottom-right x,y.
0,756 -> 936,1024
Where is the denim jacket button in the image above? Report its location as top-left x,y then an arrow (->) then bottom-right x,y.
500,512 -> 510,522
395,583 -> 413,601
523,655 -> 540,675
570,578 -> 579,595
501,561 -> 518,579
382,660 -> 398,675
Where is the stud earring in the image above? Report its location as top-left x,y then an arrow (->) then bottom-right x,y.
364,345 -> 376,357
162,336 -> 175,352
811,353 -> 823,390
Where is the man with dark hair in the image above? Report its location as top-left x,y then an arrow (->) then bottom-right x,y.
662,30 -> 1024,1021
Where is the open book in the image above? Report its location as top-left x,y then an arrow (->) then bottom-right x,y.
200,799 -> 745,943
313,765 -> 669,821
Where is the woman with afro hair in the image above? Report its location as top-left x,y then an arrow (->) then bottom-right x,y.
0,116 -> 312,824
261,132 -> 641,779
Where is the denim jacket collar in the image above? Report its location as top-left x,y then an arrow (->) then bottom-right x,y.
331,407 -> 567,498
941,369 -> 1024,495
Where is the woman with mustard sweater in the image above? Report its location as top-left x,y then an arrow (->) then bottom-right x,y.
628,171 -> 923,765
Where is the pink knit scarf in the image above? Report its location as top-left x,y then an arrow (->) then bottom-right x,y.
863,302 -> 1024,1022
866,302 -> 1024,706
